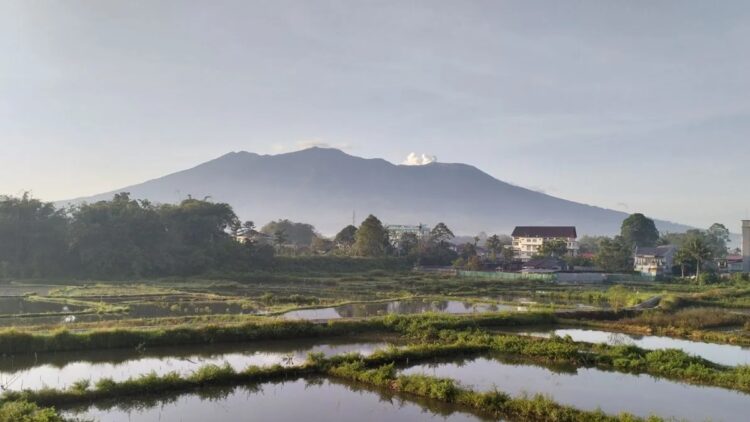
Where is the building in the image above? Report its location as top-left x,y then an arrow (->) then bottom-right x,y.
511,226 -> 578,261
634,245 -> 677,277
233,230 -> 274,246
717,255 -> 744,273
743,220 -> 750,273
385,224 -> 430,245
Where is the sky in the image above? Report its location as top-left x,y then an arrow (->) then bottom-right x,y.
1,1 -> 749,231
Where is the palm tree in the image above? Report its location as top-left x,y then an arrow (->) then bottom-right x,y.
680,234 -> 713,277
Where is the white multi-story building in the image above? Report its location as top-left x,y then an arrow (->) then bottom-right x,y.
634,245 -> 676,277
511,226 -> 578,261
385,224 -> 430,245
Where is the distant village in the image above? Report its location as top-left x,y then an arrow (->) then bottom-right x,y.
234,213 -> 750,283
385,221 -> 749,281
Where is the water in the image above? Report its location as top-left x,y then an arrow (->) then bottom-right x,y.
62,378 -> 489,422
523,328 -> 750,367
281,299 -> 523,320
401,355 -> 750,421
0,338 -> 391,391
0,297 -> 82,315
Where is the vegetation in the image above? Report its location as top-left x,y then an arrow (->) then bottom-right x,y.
0,400 -> 65,422
594,236 -> 633,272
620,213 -> 659,248
354,215 -> 391,257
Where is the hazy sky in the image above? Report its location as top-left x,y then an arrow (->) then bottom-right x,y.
1,1 -> 749,230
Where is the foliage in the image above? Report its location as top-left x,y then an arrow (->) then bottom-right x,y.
354,215 -> 390,257
595,236 -> 633,272
0,193 -> 272,278
333,225 -> 358,249
0,193 -> 69,278
577,235 -> 608,254
537,239 -> 569,258
430,222 -> 455,245
676,230 -> 714,277
0,400 -> 65,422
620,213 -> 659,247
260,219 -> 318,247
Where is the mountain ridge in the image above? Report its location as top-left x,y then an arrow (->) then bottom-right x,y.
60,147 -> 691,236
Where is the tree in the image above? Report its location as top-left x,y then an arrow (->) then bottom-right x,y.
677,230 -> 713,277
459,243 -> 477,259
501,247 -> 516,265
0,193 -> 69,278
333,225 -> 358,249
537,239 -> 568,257
310,236 -> 334,254
621,213 -> 659,248
578,236 -> 607,254
706,223 -> 730,258
595,236 -> 633,272
261,219 -> 317,247
354,215 -> 390,257
485,235 -> 503,261
430,222 -> 455,246
396,232 -> 420,256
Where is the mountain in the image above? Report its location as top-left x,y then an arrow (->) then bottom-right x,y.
62,147 -> 690,236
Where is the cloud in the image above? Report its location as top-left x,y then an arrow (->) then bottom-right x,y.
402,152 -> 437,166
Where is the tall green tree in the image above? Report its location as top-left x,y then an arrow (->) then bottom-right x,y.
677,230 -> 713,277
485,234 -> 503,261
354,215 -> 390,257
595,236 -> 633,272
430,222 -> 455,246
706,223 -> 730,258
261,219 -> 317,247
70,193 -> 167,277
0,193 -> 69,278
333,225 -> 358,249
621,213 -> 659,247
537,239 -> 569,257
396,232 -> 420,256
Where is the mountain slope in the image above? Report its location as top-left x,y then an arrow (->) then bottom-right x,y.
62,148 -> 690,236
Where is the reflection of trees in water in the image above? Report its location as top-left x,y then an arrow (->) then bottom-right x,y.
328,377 -> 494,421
607,333 -> 635,346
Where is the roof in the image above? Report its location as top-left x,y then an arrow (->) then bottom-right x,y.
635,245 -> 676,257
511,226 -> 577,238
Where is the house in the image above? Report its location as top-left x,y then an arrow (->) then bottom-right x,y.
521,257 -> 568,273
511,226 -> 578,261
717,255 -> 744,273
233,230 -> 274,246
385,224 -> 430,245
634,245 -> 676,277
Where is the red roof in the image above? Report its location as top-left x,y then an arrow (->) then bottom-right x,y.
512,226 -> 577,238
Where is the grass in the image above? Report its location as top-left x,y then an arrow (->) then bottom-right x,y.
0,311 -> 557,354
0,400 -> 65,422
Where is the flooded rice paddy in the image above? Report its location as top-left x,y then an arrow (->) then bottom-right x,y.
281,299 -> 523,320
62,378 -> 490,422
0,338 -> 392,391
520,327 -> 750,366
401,354 -> 750,421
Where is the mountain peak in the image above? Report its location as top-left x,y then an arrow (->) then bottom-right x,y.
63,149 -> 690,236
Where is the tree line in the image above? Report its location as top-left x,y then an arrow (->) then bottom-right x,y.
0,193 -> 272,278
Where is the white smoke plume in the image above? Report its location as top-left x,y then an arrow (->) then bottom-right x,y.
402,152 -> 437,165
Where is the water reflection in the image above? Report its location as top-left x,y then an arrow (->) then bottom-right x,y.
525,328 -> 750,367
282,299 -> 522,320
0,338 -> 392,391
402,355 -> 750,421
62,378 -> 491,422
